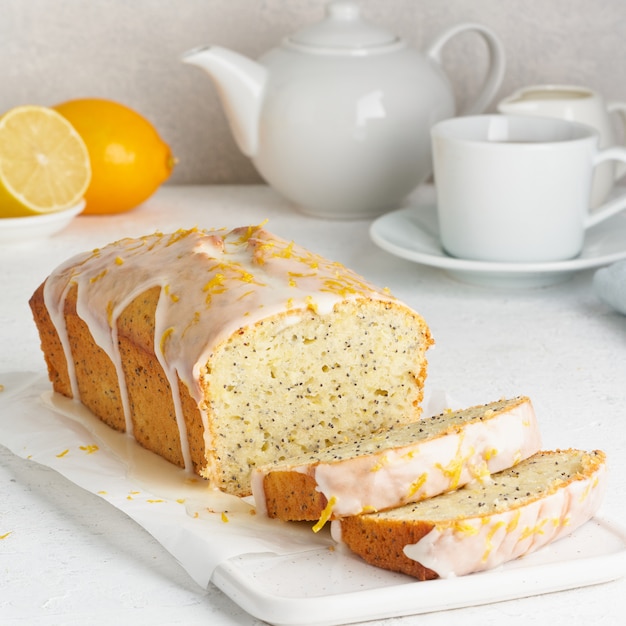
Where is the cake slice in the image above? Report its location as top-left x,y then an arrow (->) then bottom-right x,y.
252,396 -> 542,522
332,449 -> 607,580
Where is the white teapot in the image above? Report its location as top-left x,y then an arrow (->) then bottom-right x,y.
183,1 -> 505,219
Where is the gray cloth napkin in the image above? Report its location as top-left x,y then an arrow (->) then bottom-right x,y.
594,260 -> 626,315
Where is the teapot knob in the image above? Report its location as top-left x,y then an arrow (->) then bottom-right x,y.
327,1 -> 360,21
287,0 -> 398,50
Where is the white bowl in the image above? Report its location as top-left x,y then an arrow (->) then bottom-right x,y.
0,201 -> 85,244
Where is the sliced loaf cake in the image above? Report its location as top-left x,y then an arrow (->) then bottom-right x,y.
29,226 -> 433,496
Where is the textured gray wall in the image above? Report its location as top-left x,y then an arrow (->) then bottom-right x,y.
1,0 -> 625,184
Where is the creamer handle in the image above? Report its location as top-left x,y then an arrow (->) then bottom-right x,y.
607,100 -> 626,179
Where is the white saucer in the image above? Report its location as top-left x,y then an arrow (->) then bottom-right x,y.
370,205 -> 626,288
0,200 -> 85,244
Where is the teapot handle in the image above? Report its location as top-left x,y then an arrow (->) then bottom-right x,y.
427,23 -> 506,115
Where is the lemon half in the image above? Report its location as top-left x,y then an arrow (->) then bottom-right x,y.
0,105 -> 91,217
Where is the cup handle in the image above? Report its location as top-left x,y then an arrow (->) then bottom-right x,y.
607,100 -> 626,179
426,23 -> 506,115
586,146 -> 626,228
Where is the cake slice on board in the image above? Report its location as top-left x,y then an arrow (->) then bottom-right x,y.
252,396 -> 542,523
331,449 -> 607,580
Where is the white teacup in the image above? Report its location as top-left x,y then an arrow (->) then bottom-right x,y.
497,85 -> 626,207
430,114 -> 626,263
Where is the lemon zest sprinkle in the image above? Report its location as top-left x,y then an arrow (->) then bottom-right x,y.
237,290 -> 255,301
233,222 -> 267,245
274,241 -> 295,259
436,435 -> 469,490
89,269 -> 108,283
451,520 -> 479,536
370,455 -> 389,472
407,472 -> 428,497
482,520 -> 506,562
106,300 -> 114,325
484,448 -> 498,461
312,496 -> 337,533
160,327 -> 175,354
181,311 -> 201,339
305,295 -> 318,314
520,518 -> 549,540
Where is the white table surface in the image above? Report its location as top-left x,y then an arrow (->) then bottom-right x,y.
1,184 -> 625,626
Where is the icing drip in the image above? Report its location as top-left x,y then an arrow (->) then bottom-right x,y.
45,277 -> 81,400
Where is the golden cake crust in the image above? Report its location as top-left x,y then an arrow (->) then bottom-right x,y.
339,515 -> 438,580
262,471 -> 329,521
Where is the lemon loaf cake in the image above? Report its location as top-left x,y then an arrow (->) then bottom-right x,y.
29,225 -> 433,496
332,449 -> 607,580
252,396 -> 542,522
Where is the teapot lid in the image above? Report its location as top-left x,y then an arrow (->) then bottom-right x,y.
286,1 -> 401,52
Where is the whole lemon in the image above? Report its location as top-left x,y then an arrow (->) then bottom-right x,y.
53,98 -> 175,215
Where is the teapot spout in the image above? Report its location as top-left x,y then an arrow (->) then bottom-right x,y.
182,46 -> 267,157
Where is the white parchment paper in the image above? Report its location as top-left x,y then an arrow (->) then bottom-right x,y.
0,371 -> 336,588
